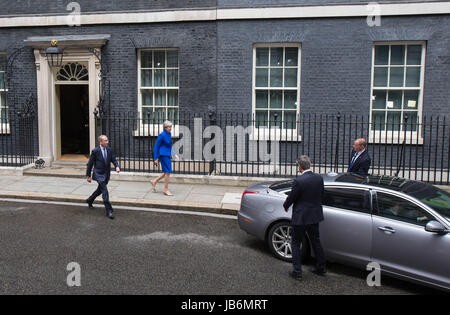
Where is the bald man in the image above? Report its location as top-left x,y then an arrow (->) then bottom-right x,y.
86,135 -> 120,219
347,138 -> 371,176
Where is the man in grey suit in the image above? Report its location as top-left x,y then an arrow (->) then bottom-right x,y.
283,155 -> 326,280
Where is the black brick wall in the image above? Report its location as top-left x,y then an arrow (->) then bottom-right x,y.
217,15 -> 450,116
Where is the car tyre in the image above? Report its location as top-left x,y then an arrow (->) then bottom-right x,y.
267,221 -> 310,262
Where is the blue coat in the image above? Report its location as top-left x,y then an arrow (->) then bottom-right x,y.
283,171 -> 325,226
86,146 -> 119,183
153,130 -> 175,159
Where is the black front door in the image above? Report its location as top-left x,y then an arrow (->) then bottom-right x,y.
60,85 -> 89,156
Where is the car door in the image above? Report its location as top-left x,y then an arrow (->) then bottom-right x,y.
371,191 -> 450,289
320,186 -> 373,267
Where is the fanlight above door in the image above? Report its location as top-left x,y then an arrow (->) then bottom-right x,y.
56,62 -> 89,81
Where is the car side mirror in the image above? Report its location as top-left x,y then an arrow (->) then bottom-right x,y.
425,220 -> 449,234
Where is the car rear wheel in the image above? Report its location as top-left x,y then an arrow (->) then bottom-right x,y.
267,221 -> 309,262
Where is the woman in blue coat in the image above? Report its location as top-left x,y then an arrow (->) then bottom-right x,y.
151,120 -> 178,196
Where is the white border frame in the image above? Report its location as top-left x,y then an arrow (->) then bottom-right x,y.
2,2 -> 450,27
251,43 -> 301,141
0,52 -> 9,134
137,48 -> 180,137
369,41 -> 426,144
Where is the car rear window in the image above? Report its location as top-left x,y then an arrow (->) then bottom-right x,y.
269,180 -> 294,192
323,187 -> 371,214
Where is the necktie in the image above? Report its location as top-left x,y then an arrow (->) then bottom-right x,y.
102,147 -> 107,161
348,152 -> 358,172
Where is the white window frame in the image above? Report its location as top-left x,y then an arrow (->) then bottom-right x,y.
137,48 -> 180,137
0,52 -> 9,134
369,41 -> 426,144
251,43 -> 301,141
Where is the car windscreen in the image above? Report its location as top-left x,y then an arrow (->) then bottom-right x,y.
408,186 -> 450,223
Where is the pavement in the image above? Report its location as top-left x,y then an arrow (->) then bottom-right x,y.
0,174 -> 249,215
0,168 -> 449,216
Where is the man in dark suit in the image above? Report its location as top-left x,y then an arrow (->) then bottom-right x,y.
86,135 -> 120,219
283,155 -> 326,281
347,138 -> 371,176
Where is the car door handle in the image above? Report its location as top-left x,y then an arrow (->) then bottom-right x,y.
378,226 -> 396,234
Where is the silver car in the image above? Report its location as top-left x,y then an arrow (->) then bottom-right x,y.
238,173 -> 450,291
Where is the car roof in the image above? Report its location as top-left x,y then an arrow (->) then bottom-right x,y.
271,172 -> 439,196
328,173 -> 437,195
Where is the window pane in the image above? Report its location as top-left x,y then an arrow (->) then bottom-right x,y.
387,90 -> 402,109
0,72 -> 5,90
256,48 -> 269,66
1,108 -> 7,123
0,54 -> 5,71
255,110 -> 268,128
167,69 -> 178,87
155,90 -> 166,106
323,188 -> 370,213
270,90 -> 282,109
256,90 -> 268,109
167,90 -> 178,107
390,45 -> 405,65
270,68 -> 282,87
0,92 -> 6,108
167,51 -> 178,67
255,68 -> 268,87
374,67 -> 388,87
154,69 -> 165,87
376,193 -> 433,227
404,112 -> 418,132
285,47 -> 298,66
387,111 -> 402,131
284,91 -> 297,109
269,111 -> 282,129
284,68 -> 297,87
141,90 -> 153,106
284,111 -> 297,129
374,45 -> 389,65
142,107 -> 153,123
372,90 -> 386,109
154,108 -> 166,124
270,48 -> 283,67
407,45 -> 422,65
406,67 -> 421,87
389,67 -> 404,87
141,51 -> 152,68
154,51 -> 165,68
168,108 -> 178,122
141,69 -> 152,87
403,90 -> 419,110
372,111 -> 386,131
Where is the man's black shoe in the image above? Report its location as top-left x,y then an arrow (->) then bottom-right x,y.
107,211 -> 115,220
289,271 -> 302,281
310,268 -> 327,276
86,199 -> 94,209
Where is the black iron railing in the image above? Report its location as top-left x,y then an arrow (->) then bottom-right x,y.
98,112 -> 450,185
